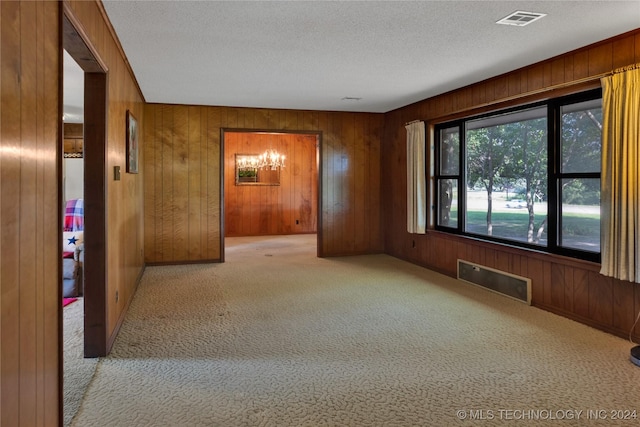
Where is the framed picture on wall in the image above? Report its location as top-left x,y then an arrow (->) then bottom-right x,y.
126,110 -> 139,173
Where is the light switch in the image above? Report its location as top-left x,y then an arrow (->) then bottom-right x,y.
114,165 -> 121,181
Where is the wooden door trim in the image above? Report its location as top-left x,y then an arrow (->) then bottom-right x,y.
62,6 -> 108,358
82,72 -> 108,357
220,128 -> 323,257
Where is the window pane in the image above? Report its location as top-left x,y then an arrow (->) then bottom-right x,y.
437,179 -> 457,228
560,178 -> 600,252
465,107 -> 547,246
439,127 -> 459,175
561,99 -> 602,173
465,192 -> 548,246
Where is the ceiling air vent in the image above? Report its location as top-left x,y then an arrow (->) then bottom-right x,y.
496,11 -> 546,27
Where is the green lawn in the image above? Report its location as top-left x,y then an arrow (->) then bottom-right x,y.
464,209 -> 600,249
561,212 -> 601,236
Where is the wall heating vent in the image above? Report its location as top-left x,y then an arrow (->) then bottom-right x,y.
457,259 -> 531,304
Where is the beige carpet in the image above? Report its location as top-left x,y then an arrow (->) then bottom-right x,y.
72,234 -> 640,426
63,297 -> 99,426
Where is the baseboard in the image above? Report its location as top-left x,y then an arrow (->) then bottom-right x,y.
145,258 -> 221,266
533,302 -> 640,344
106,264 -> 146,353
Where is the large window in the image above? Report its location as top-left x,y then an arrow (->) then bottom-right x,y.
434,89 -> 602,262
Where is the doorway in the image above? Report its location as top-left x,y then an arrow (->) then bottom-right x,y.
61,48 -> 92,425
222,130 -> 322,258
61,9 -> 109,424
63,7 -> 109,358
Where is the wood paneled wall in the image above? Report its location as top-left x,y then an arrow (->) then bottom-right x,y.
144,104 -> 384,262
0,1 -> 60,425
143,104 -> 221,263
2,0 -> 145,420
382,29 -> 640,340
225,132 -> 318,237
63,0 -> 145,351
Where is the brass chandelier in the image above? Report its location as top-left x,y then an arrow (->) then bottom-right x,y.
257,148 -> 286,170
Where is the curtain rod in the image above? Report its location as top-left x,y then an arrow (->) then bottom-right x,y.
612,62 -> 640,74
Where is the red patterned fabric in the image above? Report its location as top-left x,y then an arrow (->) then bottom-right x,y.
64,199 -> 84,231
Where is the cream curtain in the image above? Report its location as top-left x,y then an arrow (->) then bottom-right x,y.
406,121 -> 426,234
600,65 -> 640,283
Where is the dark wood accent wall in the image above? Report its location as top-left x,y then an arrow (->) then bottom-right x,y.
63,123 -> 83,155
224,132 -> 318,237
144,104 -> 384,262
382,29 -> 640,341
63,0 -> 146,349
0,1 -> 60,425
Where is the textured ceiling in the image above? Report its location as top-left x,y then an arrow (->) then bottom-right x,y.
94,1 -> 640,113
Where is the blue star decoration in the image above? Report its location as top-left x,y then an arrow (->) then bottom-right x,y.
67,236 -> 79,246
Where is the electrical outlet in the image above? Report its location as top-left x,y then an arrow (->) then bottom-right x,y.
296,219 -> 299,225
115,290 -> 119,303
